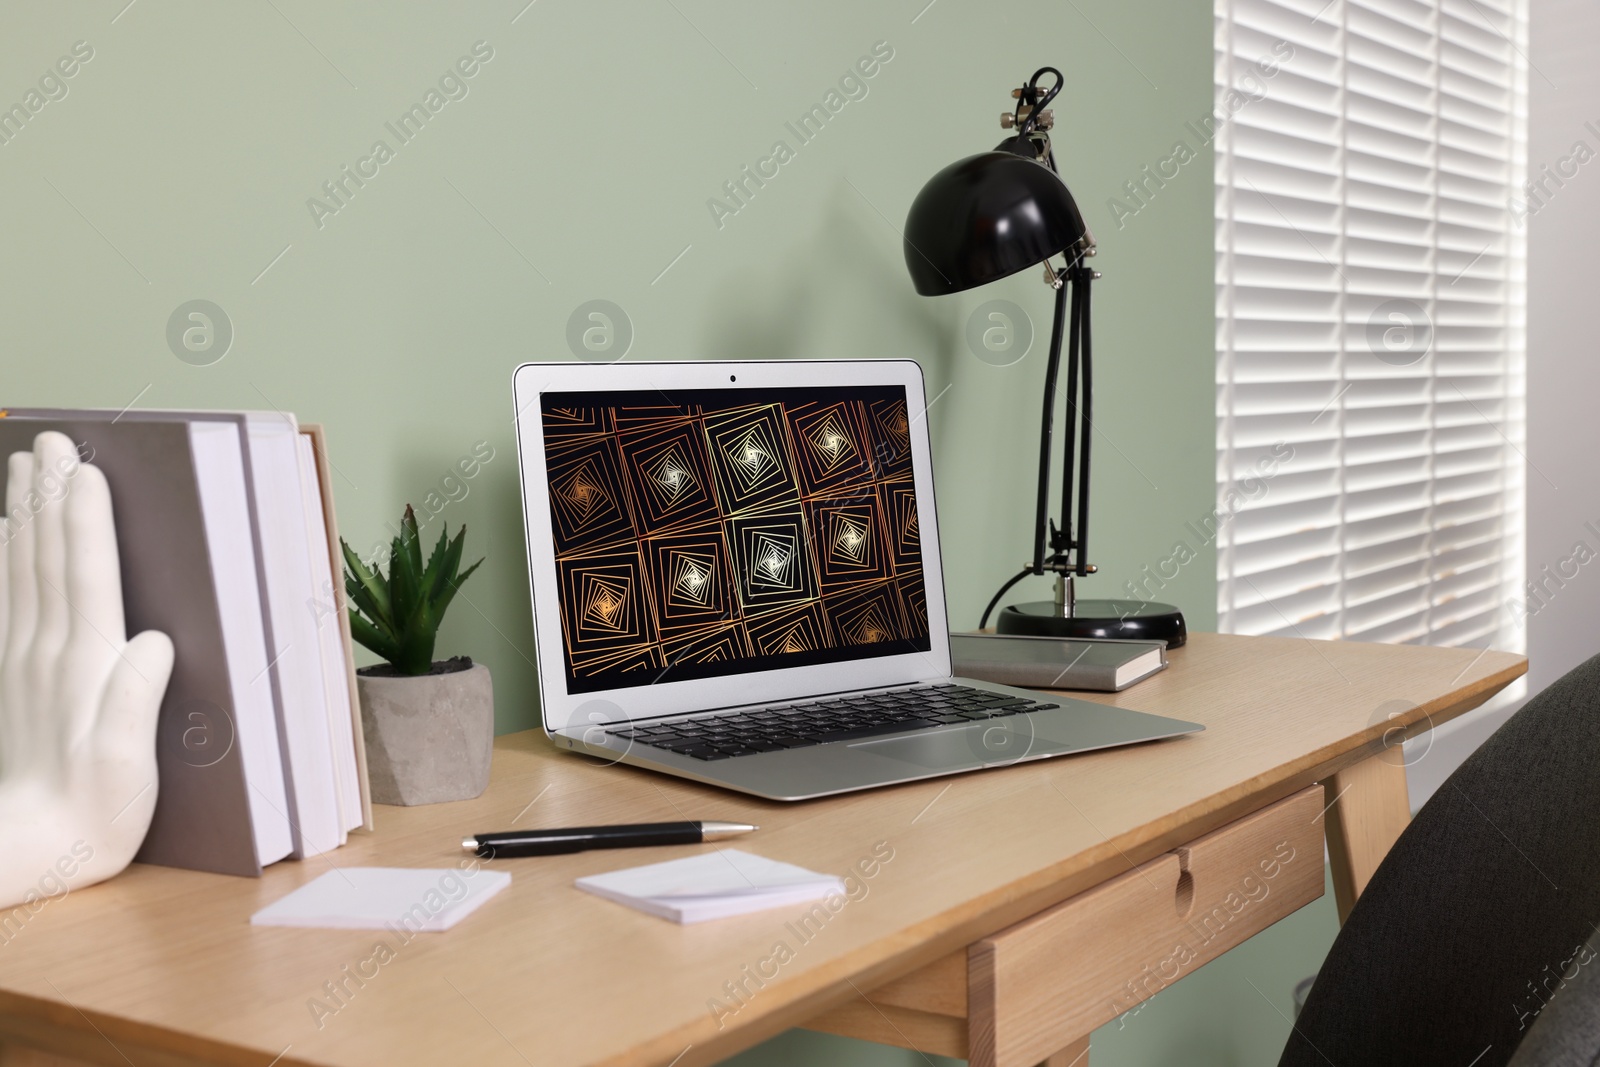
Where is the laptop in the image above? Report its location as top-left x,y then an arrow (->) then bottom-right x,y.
511,359 -> 1202,801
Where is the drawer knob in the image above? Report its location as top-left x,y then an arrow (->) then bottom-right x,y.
1174,865 -> 1195,918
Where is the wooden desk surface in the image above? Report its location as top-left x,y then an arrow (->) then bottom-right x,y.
0,634 -> 1524,1067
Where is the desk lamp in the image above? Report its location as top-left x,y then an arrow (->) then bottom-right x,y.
903,67 -> 1185,646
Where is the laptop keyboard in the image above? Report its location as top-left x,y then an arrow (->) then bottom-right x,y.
601,683 -> 1061,761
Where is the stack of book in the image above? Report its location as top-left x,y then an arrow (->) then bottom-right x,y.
0,409 -> 371,877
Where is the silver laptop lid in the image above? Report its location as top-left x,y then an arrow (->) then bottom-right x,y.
511,360 -> 952,734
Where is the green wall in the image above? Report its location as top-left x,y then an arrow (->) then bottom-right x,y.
0,0 -> 1217,726
0,2 -> 1284,1064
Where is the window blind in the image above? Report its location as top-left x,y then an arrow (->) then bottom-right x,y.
1214,0 -> 1528,649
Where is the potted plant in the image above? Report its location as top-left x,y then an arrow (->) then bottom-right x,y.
342,505 -> 490,806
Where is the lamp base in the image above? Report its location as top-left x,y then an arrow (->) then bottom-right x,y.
995,599 -> 1187,648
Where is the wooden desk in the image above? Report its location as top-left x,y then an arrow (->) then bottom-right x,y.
0,634 -> 1524,1067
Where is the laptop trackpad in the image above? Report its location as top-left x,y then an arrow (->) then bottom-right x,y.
850,721 -> 1071,770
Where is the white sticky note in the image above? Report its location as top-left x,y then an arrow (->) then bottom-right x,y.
251,867 -> 511,932
576,849 -> 845,924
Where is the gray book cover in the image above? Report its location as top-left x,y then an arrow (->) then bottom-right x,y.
950,633 -> 1168,692
0,417 -> 264,877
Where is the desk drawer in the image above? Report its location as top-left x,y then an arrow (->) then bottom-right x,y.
967,785 -> 1325,1067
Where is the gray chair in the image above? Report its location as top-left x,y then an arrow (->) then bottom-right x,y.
1507,934 -> 1600,1067
1279,653 -> 1600,1067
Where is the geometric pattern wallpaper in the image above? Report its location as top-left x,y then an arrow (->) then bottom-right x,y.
542,388 -> 927,691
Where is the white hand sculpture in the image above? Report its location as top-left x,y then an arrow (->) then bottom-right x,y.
0,431 -> 174,911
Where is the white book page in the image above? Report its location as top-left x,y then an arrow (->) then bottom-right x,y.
187,420 -> 294,865
296,434 -> 362,836
244,412 -> 342,857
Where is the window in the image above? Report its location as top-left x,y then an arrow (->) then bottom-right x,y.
1214,0 -> 1528,649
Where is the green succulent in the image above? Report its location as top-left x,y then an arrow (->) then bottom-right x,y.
341,505 -> 483,676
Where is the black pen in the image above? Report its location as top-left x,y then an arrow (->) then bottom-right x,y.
462,820 -> 758,859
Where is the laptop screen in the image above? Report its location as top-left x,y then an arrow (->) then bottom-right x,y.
540,385 -> 932,694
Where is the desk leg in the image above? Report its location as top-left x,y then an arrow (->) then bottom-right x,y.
1037,1036 -> 1090,1066
1323,752 -> 1410,923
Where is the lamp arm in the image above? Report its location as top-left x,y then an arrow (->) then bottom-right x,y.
1031,276 -> 1071,575
1071,270 -> 1094,576
1055,264 -> 1084,559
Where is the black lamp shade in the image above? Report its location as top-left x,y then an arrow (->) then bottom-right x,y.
903,150 -> 1088,296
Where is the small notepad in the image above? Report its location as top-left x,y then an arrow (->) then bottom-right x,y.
576,850 -> 845,924
251,868 -> 511,932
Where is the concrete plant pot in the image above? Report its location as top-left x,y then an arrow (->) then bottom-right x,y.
357,657 -> 494,806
